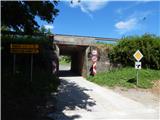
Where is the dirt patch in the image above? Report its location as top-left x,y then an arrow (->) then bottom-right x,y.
150,80 -> 160,96
112,84 -> 160,111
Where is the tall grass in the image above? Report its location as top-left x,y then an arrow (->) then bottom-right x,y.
87,67 -> 160,89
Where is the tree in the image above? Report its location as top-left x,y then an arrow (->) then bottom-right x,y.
1,1 -> 59,34
1,25 -> 10,31
39,25 -> 52,34
40,26 -> 47,34
47,29 -> 52,34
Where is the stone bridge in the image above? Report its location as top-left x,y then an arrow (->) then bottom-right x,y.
53,34 -> 117,77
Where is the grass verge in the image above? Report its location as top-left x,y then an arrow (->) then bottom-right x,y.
87,67 -> 160,89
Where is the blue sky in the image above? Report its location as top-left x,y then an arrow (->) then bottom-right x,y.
37,0 -> 160,39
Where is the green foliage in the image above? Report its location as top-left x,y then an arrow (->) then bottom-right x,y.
1,33 -> 52,44
40,26 -> 47,34
1,34 -> 59,120
59,55 -> 71,64
109,34 -> 160,69
1,25 -> 10,31
39,26 -> 53,34
87,67 -> 160,89
47,28 -> 52,34
1,34 -> 58,94
1,1 -> 59,33
2,63 -> 59,120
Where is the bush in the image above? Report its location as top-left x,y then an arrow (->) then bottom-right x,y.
59,55 -> 71,64
1,33 -> 59,120
109,34 -> 160,69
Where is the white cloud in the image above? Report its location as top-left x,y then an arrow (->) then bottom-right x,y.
115,18 -> 137,30
116,8 -> 123,14
44,24 -> 54,29
115,10 -> 152,34
69,0 -> 108,17
82,1 -> 108,12
115,1 -> 152,15
129,11 -> 152,20
115,18 -> 138,34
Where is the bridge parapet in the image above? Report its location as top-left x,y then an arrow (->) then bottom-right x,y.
54,34 -> 96,45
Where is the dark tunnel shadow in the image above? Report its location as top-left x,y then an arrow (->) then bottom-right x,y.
59,70 -> 81,77
47,79 -> 96,120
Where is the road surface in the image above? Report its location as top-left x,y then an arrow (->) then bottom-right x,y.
48,76 -> 159,120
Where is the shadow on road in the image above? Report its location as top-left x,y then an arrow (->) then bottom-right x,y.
59,70 -> 80,77
48,79 -> 96,120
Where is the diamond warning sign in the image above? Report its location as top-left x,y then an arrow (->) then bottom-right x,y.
133,50 -> 143,61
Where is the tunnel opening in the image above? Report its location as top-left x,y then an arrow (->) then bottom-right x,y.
59,55 -> 73,77
59,55 -> 71,71
58,45 -> 88,77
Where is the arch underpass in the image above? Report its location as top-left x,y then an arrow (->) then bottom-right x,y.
53,34 -> 118,77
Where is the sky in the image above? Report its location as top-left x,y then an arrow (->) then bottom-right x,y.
37,0 -> 160,39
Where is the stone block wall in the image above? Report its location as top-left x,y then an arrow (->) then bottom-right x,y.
83,45 -> 116,77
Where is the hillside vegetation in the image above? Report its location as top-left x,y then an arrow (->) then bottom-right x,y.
109,34 -> 160,69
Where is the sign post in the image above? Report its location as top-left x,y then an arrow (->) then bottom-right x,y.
91,50 -> 98,76
135,61 -> 142,85
10,44 -> 39,82
133,50 -> 143,86
13,54 -> 16,74
136,69 -> 138,86
30,54 -> 33,82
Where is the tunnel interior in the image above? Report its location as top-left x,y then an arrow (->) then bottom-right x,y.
59,55 -> 71,71
58,44 -> 87,76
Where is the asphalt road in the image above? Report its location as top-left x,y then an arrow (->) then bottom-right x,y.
48,75 -> 158,120
59,63 -> 71,71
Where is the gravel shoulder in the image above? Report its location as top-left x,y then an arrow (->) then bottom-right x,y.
112,86 -> 160,111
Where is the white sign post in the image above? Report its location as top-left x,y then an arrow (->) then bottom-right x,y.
133,50 -> 143,86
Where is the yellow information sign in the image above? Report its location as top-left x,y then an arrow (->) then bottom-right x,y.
10,44 -> 39,54
133,50 -> 143,61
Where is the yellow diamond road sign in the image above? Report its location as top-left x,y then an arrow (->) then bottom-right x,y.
133,50 -> 143,61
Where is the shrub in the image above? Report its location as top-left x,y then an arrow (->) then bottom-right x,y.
1,33 -> 59,120
109,34 -> 160,69
59,55 -> 71,64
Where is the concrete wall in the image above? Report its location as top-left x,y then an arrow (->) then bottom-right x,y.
54,35 -> 96,45
83,46 -> 113,77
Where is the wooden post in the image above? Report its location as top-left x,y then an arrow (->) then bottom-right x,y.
13,54 -> 16,74
31,54 -> 33,82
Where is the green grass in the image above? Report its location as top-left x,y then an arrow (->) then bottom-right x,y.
59,59 -> 71,65
87,67 -> 160,89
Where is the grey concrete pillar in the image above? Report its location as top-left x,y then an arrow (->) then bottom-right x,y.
83,46 -> 90,77
53,44 -> 60,76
